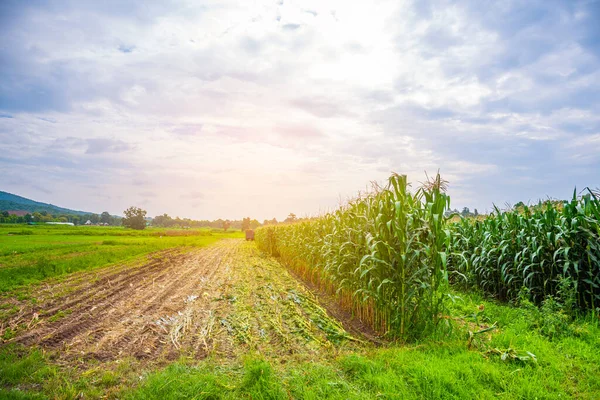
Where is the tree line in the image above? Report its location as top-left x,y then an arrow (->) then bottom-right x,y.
149,212 -> 302,230
0,210 -> 121,225
150,213 -> 262,231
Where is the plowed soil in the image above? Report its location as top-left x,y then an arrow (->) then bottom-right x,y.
8,241 -> 238,362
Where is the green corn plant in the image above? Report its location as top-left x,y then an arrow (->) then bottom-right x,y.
449,191 -> 600,311
255,173 -> 452,340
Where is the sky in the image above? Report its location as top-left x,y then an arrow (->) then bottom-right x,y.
0,0 -> 599,221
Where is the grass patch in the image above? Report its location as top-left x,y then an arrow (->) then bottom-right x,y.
124,356 -> 285,400
7,230 -> 34,236
47,309 -> 72,322
0,346 -> 53,386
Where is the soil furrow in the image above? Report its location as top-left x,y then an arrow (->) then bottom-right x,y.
12,240 -> 240,361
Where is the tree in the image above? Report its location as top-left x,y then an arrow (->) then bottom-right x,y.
241,217 -> 251,232
153,213 -> 173,227
100,211 -> 111,224
222,220 -> 231,232
461,207 -> 471,217
122,206 -> 147,230
285,213 -> 297,223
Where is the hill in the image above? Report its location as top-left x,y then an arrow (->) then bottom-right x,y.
0,191 -> 91,216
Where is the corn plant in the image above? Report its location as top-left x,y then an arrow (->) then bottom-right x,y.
449,189 -> 600,311
256,173 -> 452,340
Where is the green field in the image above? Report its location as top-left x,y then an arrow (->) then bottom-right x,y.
0,224 -> 242,293
0,224 -> 599,399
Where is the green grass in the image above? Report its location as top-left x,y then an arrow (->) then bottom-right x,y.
0,224 -> 242,293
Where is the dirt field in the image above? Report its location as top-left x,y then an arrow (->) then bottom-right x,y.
4,240 -> 365,364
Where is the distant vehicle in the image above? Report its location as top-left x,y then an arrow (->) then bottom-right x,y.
245,229 -> 255,241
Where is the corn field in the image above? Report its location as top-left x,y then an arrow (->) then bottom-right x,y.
256,175 -> 600,340
256,173 -> 452,340
449,190 -> 600,311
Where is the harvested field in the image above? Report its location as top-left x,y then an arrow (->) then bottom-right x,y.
3,240 -> 360,364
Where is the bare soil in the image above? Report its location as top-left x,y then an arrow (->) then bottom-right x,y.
6,241 -> 238,362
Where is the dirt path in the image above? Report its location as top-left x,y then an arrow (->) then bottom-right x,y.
4,240 -> 363,364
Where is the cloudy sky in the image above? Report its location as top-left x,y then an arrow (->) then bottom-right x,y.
1,0 -> 599,220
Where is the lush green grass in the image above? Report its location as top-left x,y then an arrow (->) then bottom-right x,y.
0,224 -> 242,293
2,289 -> 597,399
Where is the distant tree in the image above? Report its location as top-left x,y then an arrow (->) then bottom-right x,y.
100,211 -> 111,224
285,213 -> 297,223
153,213 -> 173,227
1,211 -> 8,218
122,206 -> 147,230
474,209 -> 479,217
250,219 -> 261,229
24,214 -> 32,223
241,217 -> 251,232
461,207 -> 471,217
222,220 -> 231,232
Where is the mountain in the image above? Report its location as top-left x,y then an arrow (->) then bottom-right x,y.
0,191 -> 92,216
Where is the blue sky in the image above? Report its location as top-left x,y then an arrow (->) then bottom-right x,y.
0,0 -> 599,220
